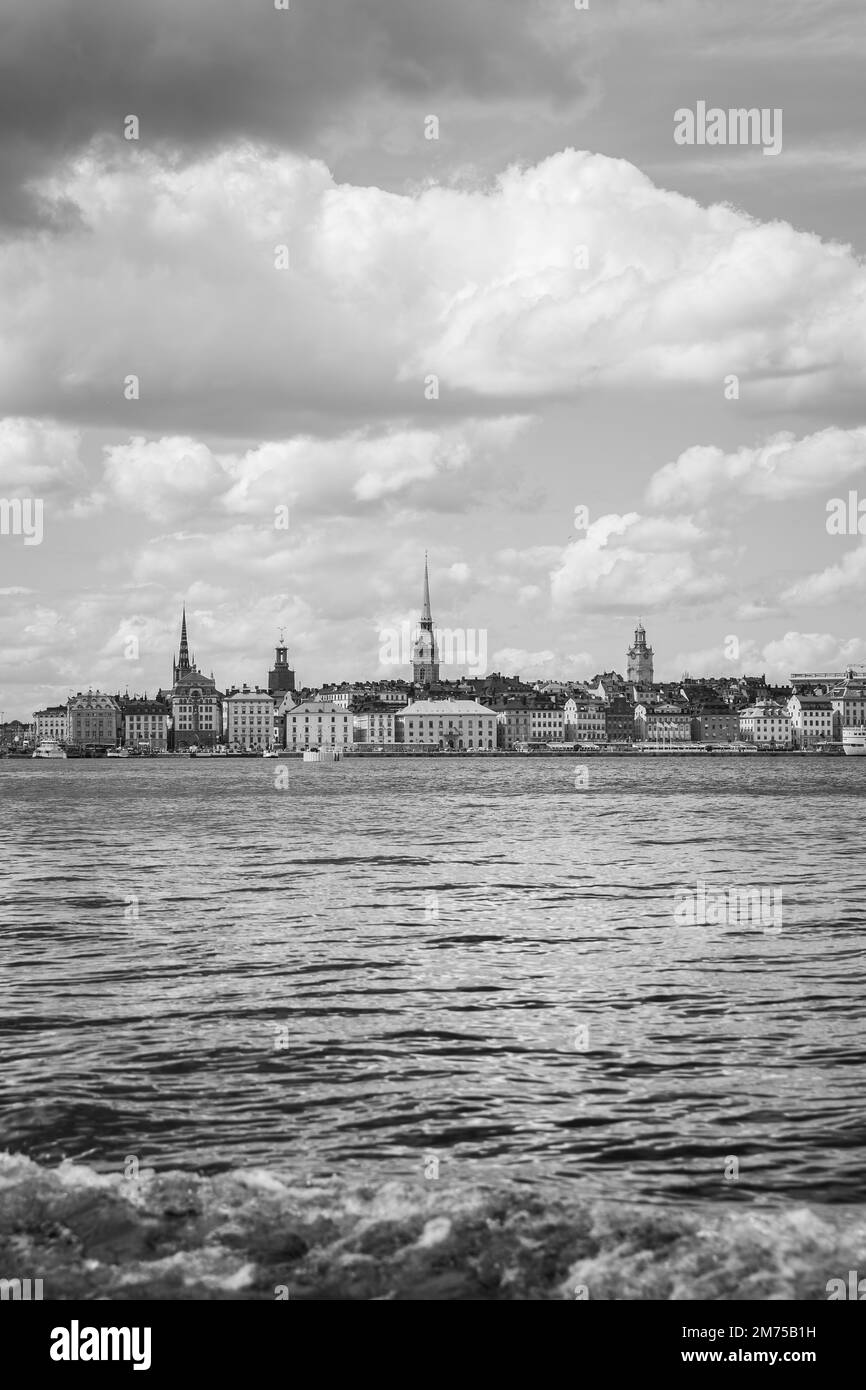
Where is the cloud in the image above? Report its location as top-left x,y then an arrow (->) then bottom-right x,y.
780,545 -> 866,607
647,426 -> 866,510
550,511 -> 722,612
98,418 -> 526,524
490,647 -> 595,680
3,146 -> 866,435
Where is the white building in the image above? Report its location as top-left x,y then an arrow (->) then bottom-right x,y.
399,699 -> 497,750
635,702 -> 691,742
353,709 -> 398,745
739,700 -> 792,748
224,687 -> 276,750
285,700 -> 354,750
786,694 -> 834,748
564,697 -> 606,743
33,705 -> 68,743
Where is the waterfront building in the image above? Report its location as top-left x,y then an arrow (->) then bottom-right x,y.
224,686 -> 276,750
689,700 -> 740,743
635,702 -> 691,742
738,700 -> 792,748
67,690 -> 121,748
399,699 -> 497,750
268,635 -> 296,698
626,622 -> 654,686
33,705 -> 68,743
828,669 -> 866,735
563,697 -> 606,743
317,684 -> 354,708
285,700 -> 353,751
1,718 -> 34,749
121,698 -> 169,752
604,695 -> 636,743
353,708 -> 398,745
786,694 -> 835,748
170,607 -> 223,749
412,554 -> 440,688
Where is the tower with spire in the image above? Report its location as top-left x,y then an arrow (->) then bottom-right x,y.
268,630 -> 296,696
173,605 -> 192,685
627,620 -> 654,686
412,553 -> 439,688
168,605 -> 222,749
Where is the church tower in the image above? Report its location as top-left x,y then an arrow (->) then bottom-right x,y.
412,553 -> 439,687
268,631 -> 296,696
173,606 -> 192,685
627,620 -> 654,686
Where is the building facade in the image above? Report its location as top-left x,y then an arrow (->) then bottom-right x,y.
604,695 -> 636,743
690,701 -> 741,743
739,700 -> 792,747
635,702 -> 691,742
786,694 -> 834,748
400,699 -> 496,750
67,691 -> 121,748
33,706 -> 68,743
564,697 -> 606,743
122,699 -> 169,751
224,687 -> 276,750
353,708 -> 398,744
285,700 -> 354,750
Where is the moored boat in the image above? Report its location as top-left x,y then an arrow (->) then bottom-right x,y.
842,726 -> 866,756
32,739 -> 67,759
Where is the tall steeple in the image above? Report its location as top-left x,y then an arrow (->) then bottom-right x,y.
412,552 -> 439,687
627,618 -> 654,687
269,628 -> 296,695
421,552 -> 433,627
173,605 -> 192,685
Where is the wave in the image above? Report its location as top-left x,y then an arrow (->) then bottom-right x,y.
1,1152 -> 863,1300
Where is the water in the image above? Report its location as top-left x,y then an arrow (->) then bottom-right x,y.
3,756 -> 865,1211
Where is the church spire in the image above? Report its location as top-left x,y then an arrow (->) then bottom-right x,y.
178,606 -> 190,672
421,551 -> 433,627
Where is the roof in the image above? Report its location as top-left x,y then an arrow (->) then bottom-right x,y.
286,701 -> 353,715
402,700 -> 497,715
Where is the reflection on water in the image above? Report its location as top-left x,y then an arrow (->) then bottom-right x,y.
2,758 -> 865,1208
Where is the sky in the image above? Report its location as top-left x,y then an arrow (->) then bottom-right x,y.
1,0 -> 865,717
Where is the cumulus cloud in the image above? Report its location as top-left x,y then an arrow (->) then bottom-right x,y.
780,545 -> 866,607
99,418 -> 526,524
550,511 -> 723,612
647,426 -> 866,510
2,146 -> 866,435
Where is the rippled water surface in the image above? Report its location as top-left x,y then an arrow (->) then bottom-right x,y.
2,758 -> 865,1208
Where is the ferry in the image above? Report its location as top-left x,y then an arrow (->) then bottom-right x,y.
106,747 -> 132,758
842,726 -> 866,756
32,738 -> 67,760
262,748 -> 281,758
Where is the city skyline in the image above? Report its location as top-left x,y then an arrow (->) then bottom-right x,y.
2,2 -> 866,721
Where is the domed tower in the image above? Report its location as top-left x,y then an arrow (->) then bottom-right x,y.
627,620 -> 654,685
412,553 -> 439,688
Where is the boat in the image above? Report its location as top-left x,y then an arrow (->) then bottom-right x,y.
842,726 -> 866,756
106,747 -> 132,758
32,738 -> 67,760
188,746 -> 199,758
262,748 -> 281,758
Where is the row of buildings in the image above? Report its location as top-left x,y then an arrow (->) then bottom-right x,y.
9,562 -> 866,753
